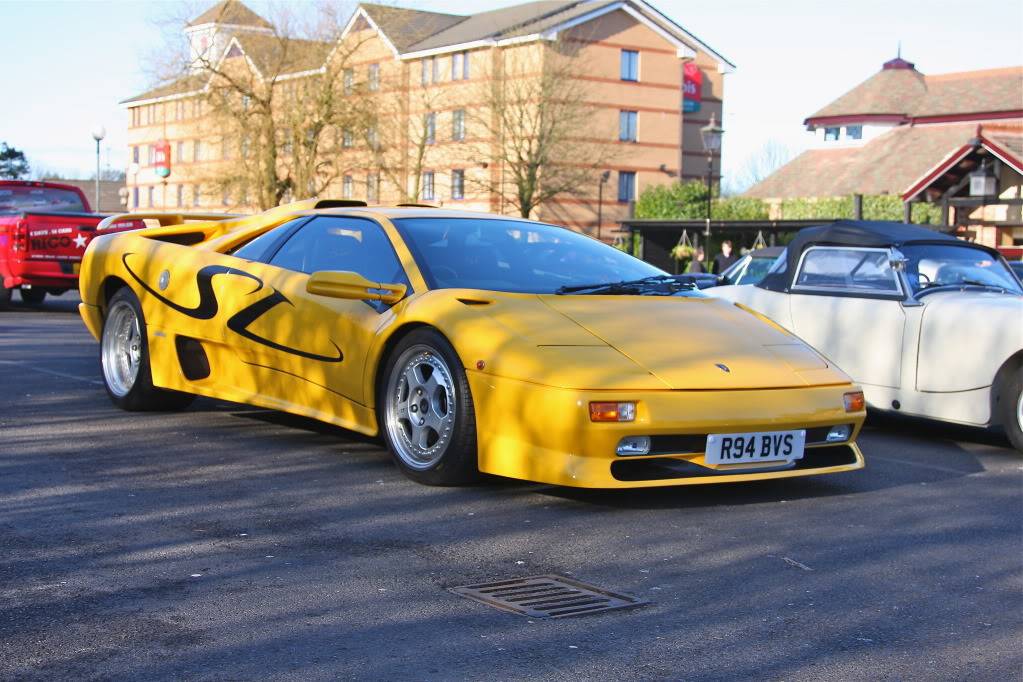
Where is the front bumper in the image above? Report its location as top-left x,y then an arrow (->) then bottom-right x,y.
467,370 -> 865,488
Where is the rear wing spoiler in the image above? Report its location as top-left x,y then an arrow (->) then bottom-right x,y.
96,212 -> 242,231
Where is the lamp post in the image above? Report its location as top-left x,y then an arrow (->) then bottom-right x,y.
699,113 -> 724,268
91,126 -> 106,211
596,170 -> 611,241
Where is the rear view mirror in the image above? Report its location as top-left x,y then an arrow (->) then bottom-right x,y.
306,270 -> 407,304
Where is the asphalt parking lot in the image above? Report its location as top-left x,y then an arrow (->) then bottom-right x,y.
1,294 -> 1021,681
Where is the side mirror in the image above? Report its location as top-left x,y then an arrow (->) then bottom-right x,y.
306,270 -> 407,304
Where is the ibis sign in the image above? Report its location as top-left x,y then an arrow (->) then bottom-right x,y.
154,139 -> 171,178
683,63 -> 702,113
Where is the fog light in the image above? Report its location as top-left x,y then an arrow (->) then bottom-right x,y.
589,401 -> 636,422
843,391 -> 865,412
826,425 -> 852,443
616,436 -> 651,456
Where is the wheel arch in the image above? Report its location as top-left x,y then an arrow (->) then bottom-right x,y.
990,350 -> 1023,427
99,276 -> 131,314
369,321 -> 437,417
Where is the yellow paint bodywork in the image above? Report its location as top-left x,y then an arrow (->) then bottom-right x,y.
79,203 -> 866,488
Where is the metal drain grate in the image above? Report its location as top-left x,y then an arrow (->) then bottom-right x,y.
450,575 -> 646,619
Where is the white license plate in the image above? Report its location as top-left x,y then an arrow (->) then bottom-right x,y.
705,430 -> 806,465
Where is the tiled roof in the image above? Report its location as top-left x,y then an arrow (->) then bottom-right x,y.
744,122 -> 1021,199
358,4 -> 464,52
232,34 -> 331,75
121,74 -> 207,104
806,64 -> 1023,124
188,0 -> 272,29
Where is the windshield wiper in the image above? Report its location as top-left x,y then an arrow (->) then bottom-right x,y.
555,274 -> 697,296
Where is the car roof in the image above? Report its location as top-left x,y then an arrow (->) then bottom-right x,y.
759,219 -> 996,293
749,246 -> 785,258
315,206 -> 539,222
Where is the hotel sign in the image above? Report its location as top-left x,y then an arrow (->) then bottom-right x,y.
683,63 -> 702,113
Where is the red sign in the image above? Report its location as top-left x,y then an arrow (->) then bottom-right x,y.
683,63 -> 702,113
154,139 -> 171,178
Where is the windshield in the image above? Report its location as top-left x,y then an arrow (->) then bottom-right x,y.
902,244 -> 1022,295
393,217 -> 670,294
723,253 -> 778,285
0,186 -> 86,213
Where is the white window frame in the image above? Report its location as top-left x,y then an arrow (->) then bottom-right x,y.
791,246 -> 905,297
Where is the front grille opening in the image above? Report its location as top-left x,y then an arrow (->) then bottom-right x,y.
450,575 -> 646,619
611,444 -> 859,482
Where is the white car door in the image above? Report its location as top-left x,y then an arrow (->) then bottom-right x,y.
786,246 -> 908,389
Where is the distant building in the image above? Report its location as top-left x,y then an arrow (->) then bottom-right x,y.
747,58 -> 1023,253
122,0 -> 733,236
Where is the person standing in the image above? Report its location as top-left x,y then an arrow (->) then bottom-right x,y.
687,246 -> 707,273
712,240 -> 738,274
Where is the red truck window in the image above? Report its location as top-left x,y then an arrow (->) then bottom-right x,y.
0,187 -> 86,213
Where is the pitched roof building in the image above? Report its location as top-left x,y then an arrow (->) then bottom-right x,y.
122,0 -> 734,236
746,59 -> 1023,253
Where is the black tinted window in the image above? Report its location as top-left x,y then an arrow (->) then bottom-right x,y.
270,216 -> 407,285
231,218 -> 305,261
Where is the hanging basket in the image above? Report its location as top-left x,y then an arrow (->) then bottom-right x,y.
670,229 -> 696,261
752,230 -> 768,251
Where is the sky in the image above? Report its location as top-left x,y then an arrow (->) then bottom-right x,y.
1,0 -> 1021,191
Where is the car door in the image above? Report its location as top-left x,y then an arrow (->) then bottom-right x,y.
786,246 -> 907,388
224,214 -> 410,407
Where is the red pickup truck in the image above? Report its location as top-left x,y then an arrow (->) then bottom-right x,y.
0,180 -> 136,308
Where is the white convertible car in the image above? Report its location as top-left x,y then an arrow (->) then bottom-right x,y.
708,221 -> 1023,451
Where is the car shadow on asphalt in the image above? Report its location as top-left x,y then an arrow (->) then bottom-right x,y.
215,399 -> 1006,512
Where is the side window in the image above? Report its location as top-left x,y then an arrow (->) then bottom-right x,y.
230,218 -> 305,261
794,247 -> 900,294
269,216 -> 408,287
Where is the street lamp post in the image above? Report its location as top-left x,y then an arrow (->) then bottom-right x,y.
91,126 -> 106,211
596,170 -> 611,241
699,113 -> 724,268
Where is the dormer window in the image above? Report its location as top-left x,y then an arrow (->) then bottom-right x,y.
824,127 -> 840,141
845,125 -> 862,140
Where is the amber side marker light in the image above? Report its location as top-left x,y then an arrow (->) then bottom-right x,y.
844,391 -> 865,412
589,402 -> 636,422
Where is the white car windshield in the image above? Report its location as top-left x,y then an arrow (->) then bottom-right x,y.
903,244 -> 1022,295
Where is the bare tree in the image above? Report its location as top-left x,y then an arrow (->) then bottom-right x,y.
729,140 -> 795,195
154,3 -> 369,210
471,41 -> 617,219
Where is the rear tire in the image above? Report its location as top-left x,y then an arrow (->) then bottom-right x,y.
20,288 -> 45,306
0,282 -> 10,309
100,287 -> 194,411
378,328 -> 479,485
998,370 -> 1023,452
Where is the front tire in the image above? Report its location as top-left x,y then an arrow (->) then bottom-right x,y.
998,370 -> 1023,452
100,287 -> 194,411
20,288 -> 45,306
379,329 -> 479,485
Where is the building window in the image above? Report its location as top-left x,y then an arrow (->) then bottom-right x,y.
451,169 -> 465,200
342,129 -> 354,148
176,184 -> 183,207
132,186 -> 139,208
193,184 -> 201,207
368,63 -> 379,91
845,125 -> 863,140
132,146 -> 139,164
147,145 -> 154,165
367,126 -> 379,149
342,174 -> 354,199
193,140 -> 201,162
421,56 -> 438,85
452,109 -> 465,141
824,127 -> 840,141
176,141 -> 184,163
619,110 -> 638,142
147,186 -> 154,207
618,171 -> 636,202
367,173 -> 379,202
452,50 -> 469,80
343,68 -> 354,96
425,112 -> 436,145
422,171 -> 435,201
222,189 -> 229,206
241,137 -> 250,158
620,49 -> 639,81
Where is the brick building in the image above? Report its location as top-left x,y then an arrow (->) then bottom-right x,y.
123,0 -> 732,236
747,58 -> 1023,252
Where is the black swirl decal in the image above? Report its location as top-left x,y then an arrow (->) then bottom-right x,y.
122,253 -> 261,320
121,252 -> 342,363
227,288 -> 343,363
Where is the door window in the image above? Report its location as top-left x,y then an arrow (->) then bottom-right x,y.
269,216 -> 408,287
793,247 -> 901,295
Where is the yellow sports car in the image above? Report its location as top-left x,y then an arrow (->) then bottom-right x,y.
79,200 -> 865,488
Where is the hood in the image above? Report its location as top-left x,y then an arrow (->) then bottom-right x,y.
539,295 -> 849,390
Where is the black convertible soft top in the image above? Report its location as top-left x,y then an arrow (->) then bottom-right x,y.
758,220 -> 993,292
